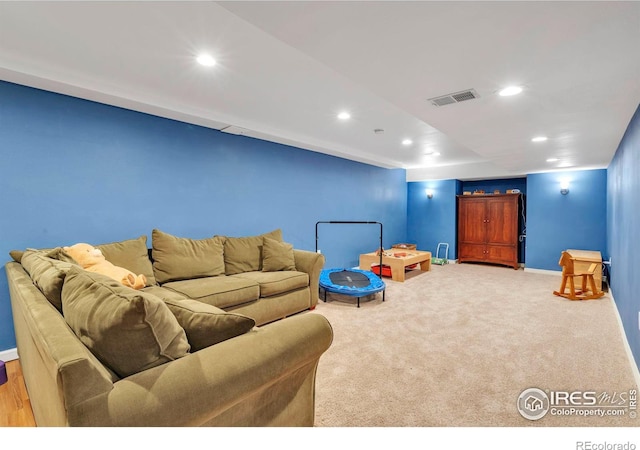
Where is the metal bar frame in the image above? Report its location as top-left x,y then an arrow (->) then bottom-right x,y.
315,221 -> 384,279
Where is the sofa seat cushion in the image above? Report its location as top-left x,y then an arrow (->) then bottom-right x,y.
161,276 -> 259,309
61,267 -> 190,378
232,271 -> 309,298
142,285 -> 190,302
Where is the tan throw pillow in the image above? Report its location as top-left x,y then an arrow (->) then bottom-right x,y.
163,298 -> 256,352
151,229 -> 225,284
21,248 -> 77,312
9,250 -> 25,263
262,237 -> 296,272
62,267 -> 190,378
223,229 -> 283,275
11,246 -> 61,263
97,236 -> 156,286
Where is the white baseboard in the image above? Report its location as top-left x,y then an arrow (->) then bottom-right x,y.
609,289 -> 640,390
0,348 -> 18,362
523,267 -> 561,276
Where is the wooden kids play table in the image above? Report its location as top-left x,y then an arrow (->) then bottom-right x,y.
359,249 -> 432,282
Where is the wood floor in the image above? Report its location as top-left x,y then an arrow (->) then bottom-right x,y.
0,360 -> 36,427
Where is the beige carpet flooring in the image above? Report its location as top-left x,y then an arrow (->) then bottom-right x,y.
310,263 -> 639,427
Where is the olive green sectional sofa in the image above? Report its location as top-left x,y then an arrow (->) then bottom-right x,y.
5,229 -> 332,426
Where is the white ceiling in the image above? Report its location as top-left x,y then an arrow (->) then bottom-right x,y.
1,1 -> 639,181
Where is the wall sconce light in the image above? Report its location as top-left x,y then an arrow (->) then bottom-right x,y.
426,189 -> 434,199
560,181 -> 570,195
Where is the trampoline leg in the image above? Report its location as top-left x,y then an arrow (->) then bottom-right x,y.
323,288 -> 327,303
382,290 -> 385,302
357,297 -> 360,308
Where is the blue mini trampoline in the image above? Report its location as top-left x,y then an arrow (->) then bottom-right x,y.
320,268 -> 386,308
316,221 -> 386,308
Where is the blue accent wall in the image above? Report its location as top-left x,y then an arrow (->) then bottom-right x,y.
2,77 -> 636,372
525,169 -> 607,271
0,81 -> 407,352
407,179 -> 461,258
607,104 -> 640,369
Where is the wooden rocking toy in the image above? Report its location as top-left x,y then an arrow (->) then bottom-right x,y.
553,251 -> 604,300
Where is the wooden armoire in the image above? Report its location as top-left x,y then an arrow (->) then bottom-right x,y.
457,193 -> 521,269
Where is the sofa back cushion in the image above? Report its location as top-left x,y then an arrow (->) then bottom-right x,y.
162,297 -> 256,352
21,248 -> 77,313
223,229 -> 283,275
97,235 -> 156,286
151,229 -> 225,284
62,267 -> 190,378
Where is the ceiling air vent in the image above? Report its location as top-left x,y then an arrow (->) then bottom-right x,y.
429,89 -> 479,107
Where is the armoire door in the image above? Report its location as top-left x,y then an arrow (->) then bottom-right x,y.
458,199 -> 487,244
486,197 -> 518,246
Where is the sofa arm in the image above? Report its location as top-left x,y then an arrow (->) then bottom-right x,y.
68,313 -> 333,426
6,262 -> 116,426
293,249 -> 325,308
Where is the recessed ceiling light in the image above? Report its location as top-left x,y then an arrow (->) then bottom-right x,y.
337,112 -> 351,120
402,139 -> 413,146
196,53 -> 216,67
498,86 -> 523,97
532,136 -> 548,142
546,158 -> 558,162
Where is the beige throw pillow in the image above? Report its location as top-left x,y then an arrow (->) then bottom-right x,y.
62,267 -> 190,378
262,237 -> 296,272
21,248 -> 77,312
223,229 -> 283,275
9,250 -> 25,263
151,229 -> 225,284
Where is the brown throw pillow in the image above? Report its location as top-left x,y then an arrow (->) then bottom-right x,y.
262,237 -> 296,272
62,267 -> 190,378
163,298 -> 256,352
